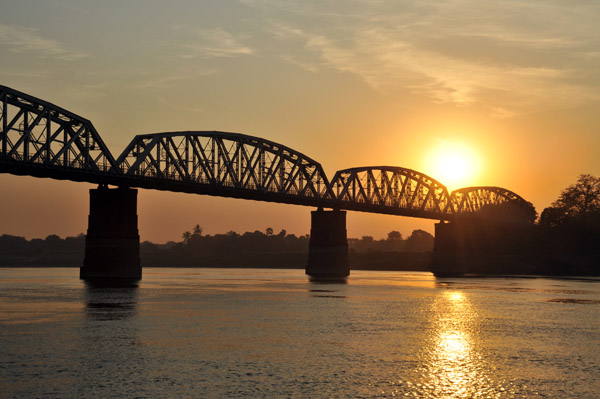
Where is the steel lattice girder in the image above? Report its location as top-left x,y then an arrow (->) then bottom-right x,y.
329,166 -> 453,219
115,131 -> 335,206
0,85 -> 534,220
0,85 -> 120,182
449,186 -> 531,218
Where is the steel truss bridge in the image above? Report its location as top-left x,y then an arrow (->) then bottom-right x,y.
0,85 -> 531,221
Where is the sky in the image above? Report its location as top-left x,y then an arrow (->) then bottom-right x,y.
1,0 -> 599,242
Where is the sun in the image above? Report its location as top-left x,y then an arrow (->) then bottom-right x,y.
425,140 -> 480,190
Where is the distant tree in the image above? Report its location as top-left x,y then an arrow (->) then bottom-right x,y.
405,229 -> 434,252
553,174 -> 600,216
0,234 -> 28,251
387,231 -> 402,241
540,174 -> 600,227
182,231 -> 192,243
360,236 -> 374,245
353,235 -> 376,253
539,207 -> 568,228
45,234 -> 61,244
277,229 -> 286,237
266,227 -> 273,236
192,224 -> 203,236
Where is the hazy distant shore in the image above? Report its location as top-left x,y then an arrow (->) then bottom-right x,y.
0,230 -> 433,272
1,224 -> 598,275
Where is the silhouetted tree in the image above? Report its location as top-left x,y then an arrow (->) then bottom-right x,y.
182,231 -> 192,243
405,229 -> 434,252
539,207 -> 568,228
387,230 -> 402,241
534,174 -> 600,275
45,234 -> 61,244
192,224 -> 203,236
557,174 -> 600,213
0,235 -> 28,252
266,227 -> 273,236
540,174 -> 600,228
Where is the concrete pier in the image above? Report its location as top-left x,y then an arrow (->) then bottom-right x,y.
306,209 -> 349,280
80,186 -> 141,284
432,222 -> 469,276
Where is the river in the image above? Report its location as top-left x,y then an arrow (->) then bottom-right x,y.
1,268 -> 599,398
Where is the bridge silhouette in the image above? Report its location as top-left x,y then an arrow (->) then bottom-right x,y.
0,85 -> 532,281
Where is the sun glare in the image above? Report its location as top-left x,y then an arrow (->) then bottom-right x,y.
425,140 -> 480,190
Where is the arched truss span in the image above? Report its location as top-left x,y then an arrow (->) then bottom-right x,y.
450,186 -> 532,219
329,166 -> 453,219
0,85 -> 119,180
0,86 -> 535,219
116,131 -> 333,205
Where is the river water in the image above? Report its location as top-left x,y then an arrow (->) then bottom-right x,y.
1,268 -> 599,398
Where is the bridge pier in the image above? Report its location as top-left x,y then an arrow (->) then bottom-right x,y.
306,208 -> 349,280
80,186 -> 141,284
432,222 -> 469,277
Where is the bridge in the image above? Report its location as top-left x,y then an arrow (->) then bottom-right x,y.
0,85 -> 533,281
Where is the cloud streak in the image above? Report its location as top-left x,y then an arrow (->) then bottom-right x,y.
0,24 -> 86,61
136,69 -> 218,90
248,0 -> 600,115
180,28 -> 254,58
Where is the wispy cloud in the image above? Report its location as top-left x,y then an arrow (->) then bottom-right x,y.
246,0 -> 600,116
306,28 -> 598,115
0,69 -> 50,79
156,97 -> 204,113
0,24 -> 87,61
280,55 -> 320,73
136,69 -> 218,90
180,28 -> 254,58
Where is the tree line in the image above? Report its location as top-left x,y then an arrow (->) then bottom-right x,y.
141,227 -> 434,269
0,226 -> 434,270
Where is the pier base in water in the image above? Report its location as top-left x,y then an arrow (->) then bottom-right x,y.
306,209 -> 349,281
432,222 -> 469,277
80,186 -> 141,284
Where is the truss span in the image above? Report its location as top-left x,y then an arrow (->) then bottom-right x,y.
450,186 -> 534,221
115,131 -> 334,206
0,85 -> 535,220
329,166 -> 453,219
0,85 -> 119,183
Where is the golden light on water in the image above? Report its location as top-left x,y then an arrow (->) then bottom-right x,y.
438,331 -> 470,357
406,288 -> 526,398
425,290 -> 480,397
447,291 -> 465,302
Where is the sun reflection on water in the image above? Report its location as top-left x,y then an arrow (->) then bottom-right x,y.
425,291 -> 479,397
392,289 -> 525,398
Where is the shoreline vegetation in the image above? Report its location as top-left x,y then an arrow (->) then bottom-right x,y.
0,228 -> 434,272
1,174 -> 598,276
433,173 -> 600,277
